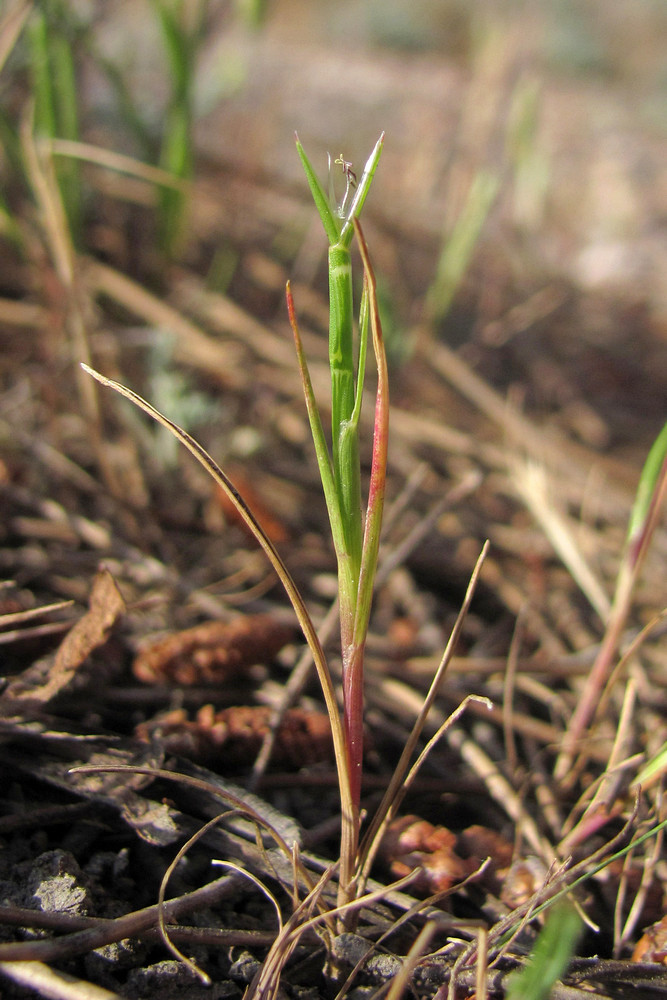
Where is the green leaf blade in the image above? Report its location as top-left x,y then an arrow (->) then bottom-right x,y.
295,134 -> 340,245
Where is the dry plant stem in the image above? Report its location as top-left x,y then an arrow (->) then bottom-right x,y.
513,459 -> 610,621
0,871 -> 244,963
555,445 -> 667,785
246,866 -> 339,1000
384,922 -> 438,1000
0,1 -> 30,73
0,904 -> 273,949
615,798 -> 664,955
502,606 -> 525,775
155,813 -> 285,985
559,680 -> 638,855
358,541 -> 490,890
0,962 -> 124,1000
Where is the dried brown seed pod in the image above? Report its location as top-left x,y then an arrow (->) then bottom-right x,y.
133,614 -> 296,685
379,814 -> 469,896
457,824 -> 514,893
135,703 -> 334,770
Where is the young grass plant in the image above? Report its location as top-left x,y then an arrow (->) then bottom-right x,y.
83,135 -> 388,916
289,134 -> 386,870
84,141 -> 495,982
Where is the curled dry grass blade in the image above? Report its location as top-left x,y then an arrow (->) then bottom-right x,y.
70,764 -> 304,867
76,373 -> 355,859
155,814 -> 284,985
247,869 -> 422,1000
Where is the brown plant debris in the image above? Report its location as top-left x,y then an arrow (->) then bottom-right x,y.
379,814 -> 470,896
633,915 -> 667,965
135,703 -> 334,769
132,613 -> 297,685
1,569 -> 125,705
213,471 -> 289,544
457,823 -> 515,894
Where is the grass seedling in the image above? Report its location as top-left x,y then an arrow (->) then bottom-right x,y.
290,133 -> 386,873
83,134 -> 387,914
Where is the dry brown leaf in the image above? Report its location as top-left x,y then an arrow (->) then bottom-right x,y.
2,569 -> 125,704
133,614 -> 296,685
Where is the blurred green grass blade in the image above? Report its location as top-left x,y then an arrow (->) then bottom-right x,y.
50,30 -> 81,237
152,0 -> 198,256
634,741 -> 667,788
235,0 -> 268,28
0,110 -> 23,183
27,11 -> 56,138
627,420 -> 667,547
158,102 -> 193,253
0,197 -> 24,247
295,135 -> 340,245
427,168 -> 499,324
505,901 -> 582,1000
153,0 -> 193,94
27,4 -> 82,239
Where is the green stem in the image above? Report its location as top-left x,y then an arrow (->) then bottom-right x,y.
329,243 -> 362,583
